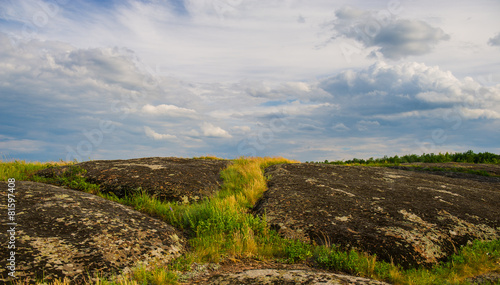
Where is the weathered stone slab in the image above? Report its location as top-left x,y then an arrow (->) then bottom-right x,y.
255,163 -> 500,268
207,269 -> 390,284
0,181 -> 185,284
36,157 -> 231,203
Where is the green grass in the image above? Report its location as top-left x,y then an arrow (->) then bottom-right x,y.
0,160 -> 73,181
313,240 -> 500,284
31,164 -> 101,194
2,156 -> 499,285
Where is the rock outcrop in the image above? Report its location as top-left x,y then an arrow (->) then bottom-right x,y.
36,157 -> 231,203
255,163 -> 500,268
0,181 -> 185,284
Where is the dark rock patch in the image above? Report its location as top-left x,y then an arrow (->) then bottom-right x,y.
391,162 -> 500,182
36,157 -> 231,203
0,181 -> 185,284
255,163 -> 500,268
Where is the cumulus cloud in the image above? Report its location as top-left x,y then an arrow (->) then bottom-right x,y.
201,122 -> 232,138
144,126 -> 177,140
488,33 -> 500,46
329,6 -> 450,59
318,60 -> 500,146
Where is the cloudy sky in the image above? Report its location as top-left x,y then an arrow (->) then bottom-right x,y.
1,0 -> 499,162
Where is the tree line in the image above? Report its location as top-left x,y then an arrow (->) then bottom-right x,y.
315,150 -> 500,165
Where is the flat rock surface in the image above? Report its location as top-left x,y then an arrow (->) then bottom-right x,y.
255,163 -> 500,268
36,157 -> 231,203
206,269 -> 390,285
0,181 -> 185,284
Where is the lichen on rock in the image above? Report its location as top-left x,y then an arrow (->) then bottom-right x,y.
0,181 -> 185,284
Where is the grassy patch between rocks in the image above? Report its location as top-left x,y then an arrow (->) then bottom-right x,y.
1,157 -> 500,285
314,240 -> 500,284
112,157 -> 299,264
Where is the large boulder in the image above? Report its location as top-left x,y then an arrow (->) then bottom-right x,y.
0,181 -> 185,284
36,157 -> 231,203
254,163 -> 500,268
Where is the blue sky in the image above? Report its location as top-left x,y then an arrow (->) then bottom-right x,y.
1,0 -> 499,162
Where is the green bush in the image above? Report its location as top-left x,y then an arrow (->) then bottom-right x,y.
314,245 -> 378,275
283,239 -> 313,263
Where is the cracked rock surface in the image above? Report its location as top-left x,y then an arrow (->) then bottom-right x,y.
0,181 -> 185,284
255,163 -> 500,268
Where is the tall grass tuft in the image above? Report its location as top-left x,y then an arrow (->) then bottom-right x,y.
0,159 -> 73,181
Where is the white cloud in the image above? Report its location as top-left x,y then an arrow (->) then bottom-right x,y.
141,104 -> 197,118
328,6 -> 450,59
332,123 -> 350,131
144,126 -> 177,141
459,108 -> 500,120
201,122 -> 232,138
320,61 -> 500,119
231,126 -> 252,134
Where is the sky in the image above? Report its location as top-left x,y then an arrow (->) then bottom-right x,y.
0,0 -> 499,162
